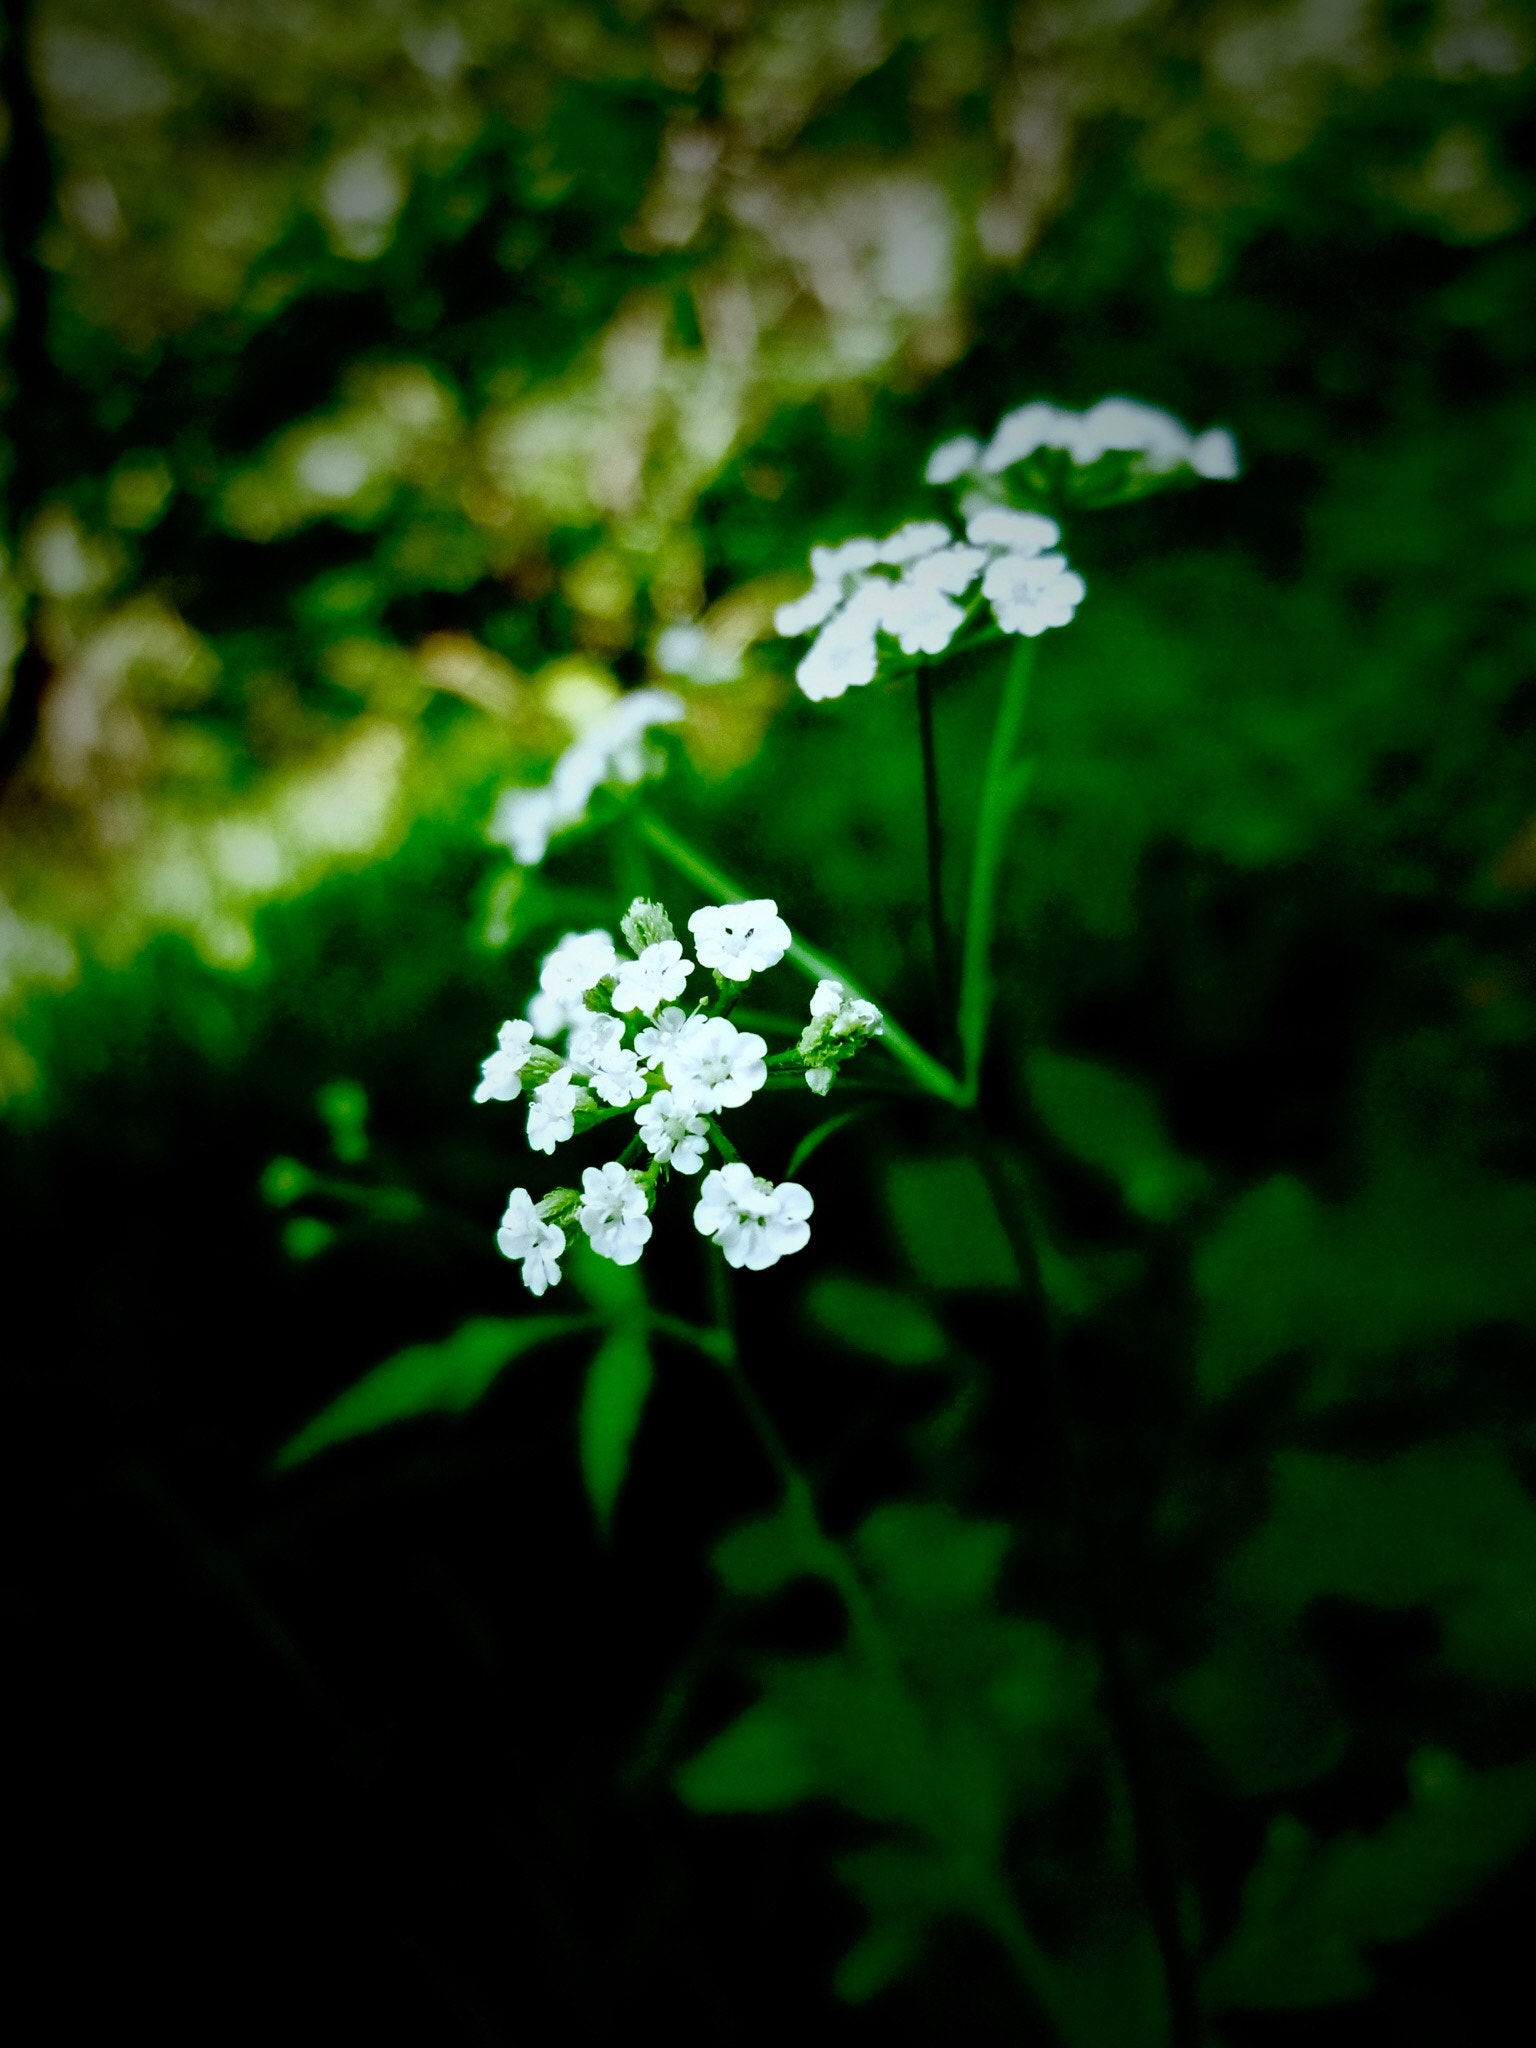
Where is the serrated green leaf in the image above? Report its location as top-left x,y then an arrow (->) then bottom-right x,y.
804,1275 -> 947,1368
1203,1752 -> 1536,2011
578,1325 -> 653,1533
275,1315 -> 585,1468
1025,1048 -> 1206,1221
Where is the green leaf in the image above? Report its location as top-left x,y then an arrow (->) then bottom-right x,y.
578,1326 -> 654,1533
275,1315 -> 585,1468
1168,1603 -> 1348,1796
1203,1751 -> 1536,2011
1194,1163 -> 1536,1402
804,1275 -> 947,1368
713,1498 -> 826,1596
855,1502 -> 1011,1613
567,1231 -> 646,1321
786,1110 -> 860,1180
674,1699 -> 816,1812
1025,1049 -> 1207,1221
885,1155 -> 1020,1290
1230,1438 -> 1536,1690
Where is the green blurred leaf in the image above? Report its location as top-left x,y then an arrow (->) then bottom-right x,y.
885,1156 -> 1020,1290
714,1498 -> 826,1596
1230,1438 -> 1536,1691
1169,1604 -> 1347,1796
578,1326 -> 654,1534
567,1232 -> 647,1321
804,1275 -> 948,1368
1194,1164 -> 1536,1402
275,1315 -> 585,1468
1204,1752 -> 1536,2011
674,1699 -> 816,1812
1025,1049 -> 1207,1222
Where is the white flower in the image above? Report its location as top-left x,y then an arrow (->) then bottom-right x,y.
810,536 -> 880,580
773,579 -> 845,638
474,1018 -> 536,1103
965,507 -> 1060,554
486,688 -> 684,867
875,520 -> 951,565
567,1015 -> 648,1106
1075,396 -> 1190,471
1191,427 -> 1240,479
577,1161 -> 653,1266
977,394 -> 1239,484
979,400 -> 1082,474
527,986 -> 584,1039
879,578 -> 967,657
981,551 -> 1087,637
808,978 -> 884,1039
612,939 -> 693,1016
496,1187 -> 566,1296
634,1003 -> 693,1068
655,622 -> 741,684
793,577 -> 887,700
806,1067 -> 834,1095
527,1069 -> 590,1153
925,434 -> 982,484
539,929 -> 617,1005
693,1162 -> 814,1271
664,1015 -> 768,1111
689,900 -> 792,978
634,1090 -> 709,1173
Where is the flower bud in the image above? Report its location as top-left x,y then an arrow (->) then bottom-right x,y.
621,897 -> 677,952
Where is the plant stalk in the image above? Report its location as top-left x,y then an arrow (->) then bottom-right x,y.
636,811 -> 964,1105
956,638 -> 1035,1105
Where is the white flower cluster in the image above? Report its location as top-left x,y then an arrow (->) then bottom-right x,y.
773,507 -> 1085,701
475,895 -> 882,1294
774,394 -> 1238,704
925,395 -> 1239,489
486,687 -> 685,867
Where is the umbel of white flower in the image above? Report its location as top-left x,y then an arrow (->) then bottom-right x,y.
471,894 -> 883,1294
925,394 -> 1239,488
487,687 -> 684,868
774,509 -> 1086,703
776,394 -> 1239,704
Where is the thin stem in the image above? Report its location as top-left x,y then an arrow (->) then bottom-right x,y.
956,639 -> 1035,1107
703,1247 -> 892,1665
636,811 -> 964,1106
914,667 -> 955,1029
966,1129 -> 1201,2048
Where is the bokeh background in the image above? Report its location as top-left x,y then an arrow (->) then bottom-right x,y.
4,2 -> 1536,2040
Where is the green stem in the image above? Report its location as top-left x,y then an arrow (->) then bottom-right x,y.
914,666 -> 956,1028
636,811 -> 964,1106
956,639 -> 1035,1106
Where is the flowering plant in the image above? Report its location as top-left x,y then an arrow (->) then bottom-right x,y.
280,393 -> 1266,2038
